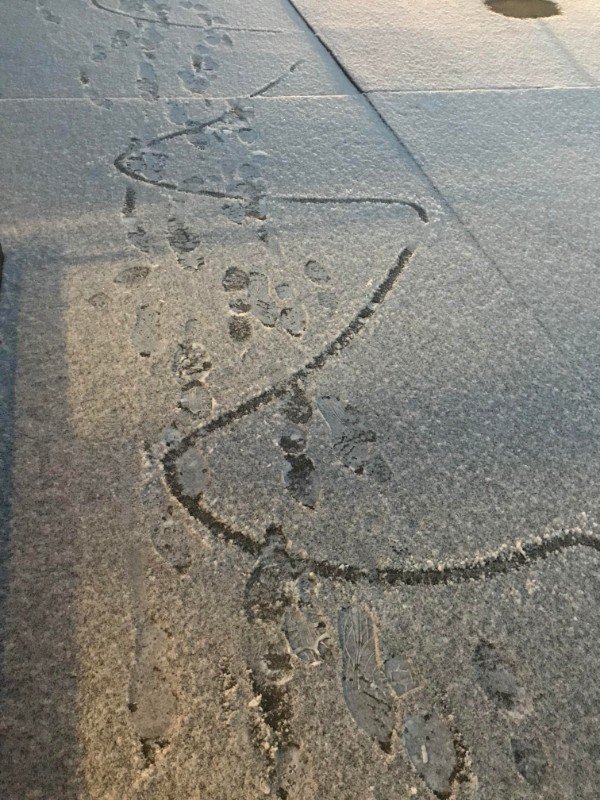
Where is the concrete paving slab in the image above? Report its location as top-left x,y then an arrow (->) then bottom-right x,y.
1,2 -> 599,799
0,0 -> 350,99
371,87 -> 600,387
292,0 -> 598,90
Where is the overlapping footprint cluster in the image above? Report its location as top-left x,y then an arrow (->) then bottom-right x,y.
74,0 -> 599,796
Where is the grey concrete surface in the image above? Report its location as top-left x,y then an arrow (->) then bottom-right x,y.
291,0 -> 598,89
0,1 -> 598,799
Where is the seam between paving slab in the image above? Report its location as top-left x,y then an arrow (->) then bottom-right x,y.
366,85 -> 599,94
1,85 -> 598,103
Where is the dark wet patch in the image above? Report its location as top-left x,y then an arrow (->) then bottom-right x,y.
282,384 -> 312,424
262,648 -> 294,681
229,315 -> 252,342
140,737 -> 170,769
151,507 -> 192,574
167,218 -> 201,254
175,447 -> 210,499
484,0 -> 560,18
283,607 -> 327,664
275,282 -> 292,301
244,535 -> 298,623
229,298 -> 251,314
511,737 -> 547,786
131,304 -> 160,356
283,454 -> 320,508
114,264 -> 149,286
317,396 -> 377,474
168,218 -> 204,270
127,225 -> 152,253
173,323 -> 211,386
275,744 -> 303,800
248,272 -> 278,327
279,426 -> 306,455
122,186 -> 136,217
304,259 -> 331,285
253,298 -> 279,327
222,266 -> 249,292
111,29 -> 131,49
91,44 -> 107,62
128,624 -> 176,769
88,292 -> 109,309
257,682 -> 292,740
179,384 -> 212,418
366,453 -> 393,483
38,2 -> 61,24
137,61 -> 159,101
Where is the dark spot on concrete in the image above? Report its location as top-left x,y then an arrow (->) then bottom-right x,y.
279,306 -> 306,337
282,384 -> 312,424
167,218 -> 201,254
151,509 -> 192,573
88,292 -> 109,309
127,225 -> 151,253
229,315 -> 252,342
484,0 -> 560,18
114,264 -> 149,286
279,427 -> 306,455
511,737 -> 547,786
244,539 -> 297,623
229,298 -> 251,314
222,266 -> 249,291
283,454 -> 320,508
304,259 -> 330,284
179,384 -> 212,418
123,186 -> 136,216
317,396 -> 377,473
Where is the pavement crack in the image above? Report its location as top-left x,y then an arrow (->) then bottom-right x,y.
250,60 -> 306,98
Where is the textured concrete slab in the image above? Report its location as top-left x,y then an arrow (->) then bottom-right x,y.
0,0 -> 349,99
1,1 -> 599,799
292,0 -> 598,89
371,87 -> 600,386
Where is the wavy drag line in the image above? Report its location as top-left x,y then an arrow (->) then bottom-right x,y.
162,245 -> 600,585
307,527 -> 600,587
114,116 -> 429,220
163,248 -> 415,554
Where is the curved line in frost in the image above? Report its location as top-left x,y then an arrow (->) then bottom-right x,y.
114,121 -> 429,221
161,247 -> 600,586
